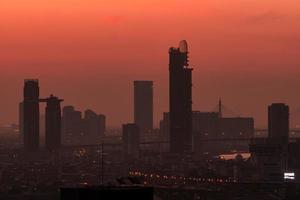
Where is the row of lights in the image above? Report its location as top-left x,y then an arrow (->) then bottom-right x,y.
129,171 -> 234,184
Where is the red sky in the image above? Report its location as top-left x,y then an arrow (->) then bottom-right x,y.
0,0 -> 300,128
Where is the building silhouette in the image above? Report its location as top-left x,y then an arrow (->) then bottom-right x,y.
98,114 -> 106,136
23,79 -> 40,151
169,40 -> 193,153
160,109 -> 254,153
250,103 -> 290,182
84,109 -> 106,141
159,112 -> 170,140
122,123 -> 140,159
134,80 -> 153,136
268,103 -> 289,144
40,95 -> 63,151
62,106 -> 83,139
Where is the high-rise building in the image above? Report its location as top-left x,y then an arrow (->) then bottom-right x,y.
41,95 -> 63,151
62,106 -> 83,138
122,123 -> 140,159
169,40 -> 193,153
268,103 -> 289,144
84,110 -> 106,141
134,81 -> 153,136
23,79 -> 40,151
249,103 -> 290,182
159,112 -> 170,140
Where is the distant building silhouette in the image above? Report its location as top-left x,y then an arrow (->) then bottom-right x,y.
134,80 -> 153,136
40,95 -> 63,151
98,114 -> 106,136
268,103 -> 289,144
122,123 -> 140,159
160,110 -> 254,153
250,103 -> 290,182
84,109 -> 106,140
169,40 -> 193,153
159,112 -> 170,140
23,79 -> 40,151
62,106 -> 83,139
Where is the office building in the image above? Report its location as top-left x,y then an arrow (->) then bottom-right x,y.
23,79 -> 40,151
169,40 -> 193,153
84,109 -> 106,139
134,80 -> 153,136
62,106 -> 83,138
268,103 -> 289,144
159,112 -> 170,140
250,103 -> 290,182
41,95 -> 63,151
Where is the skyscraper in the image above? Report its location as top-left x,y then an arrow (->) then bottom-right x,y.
62,106 -> 83,138
169,40 -> 193,153
268,103 -> 289,144
23,79 -> 40,151
41,95 -> 63,151
134,81 -> 153,136
84,109 -> 106,142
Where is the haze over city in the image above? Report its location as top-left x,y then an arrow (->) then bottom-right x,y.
1,0 -> 300,127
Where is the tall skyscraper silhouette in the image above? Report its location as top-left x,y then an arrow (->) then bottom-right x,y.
23,79 -> 40,151
134,81 -> 153,136
169,40 -> 193,153
40,95 -> 63,151
268,103 -> 289,144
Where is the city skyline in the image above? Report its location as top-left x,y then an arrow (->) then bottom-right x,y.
0,1 -> 300,198
1,0 -> 300,127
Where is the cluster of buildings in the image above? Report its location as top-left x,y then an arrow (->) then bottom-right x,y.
19,79 -> 64,152
19,79 -> 106,152
123,40 -> 254,159
62,106 -> 106,145
250,103 -> 300,182
16,41 -> 300,189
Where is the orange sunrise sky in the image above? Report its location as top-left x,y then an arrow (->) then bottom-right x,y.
0,0 -> 300,127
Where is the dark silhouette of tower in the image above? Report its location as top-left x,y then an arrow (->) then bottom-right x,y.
134,81 -> 153,136
23,79 -> 40,151
169,40 -> 193,153
40,95 -> 63,151
268,103 -> 289,144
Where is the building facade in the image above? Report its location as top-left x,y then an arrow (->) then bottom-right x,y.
169,40 -> 193,154
23,79 -> 40,151
134,80 -> 153,136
